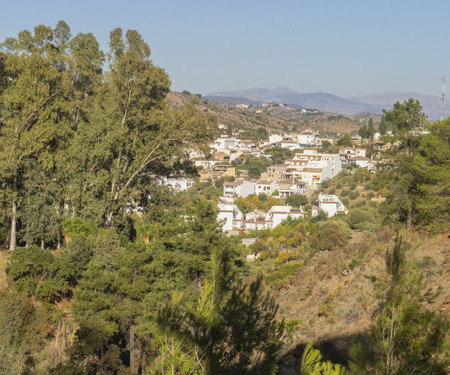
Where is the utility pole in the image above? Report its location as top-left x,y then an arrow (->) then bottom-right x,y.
442,75 -> 446,121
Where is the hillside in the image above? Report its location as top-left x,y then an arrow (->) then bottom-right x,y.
274,230 -> 450,373
169,92 -> 377,135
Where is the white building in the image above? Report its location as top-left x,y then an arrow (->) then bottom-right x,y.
284,150 -> 342,187
348,156 -> 371,168
159,177 -> 195,192
268,134 -> 283,145
212,137 -> 237,151
217,204 -> 243,231
223,179 -> 255,198
266,206 -> 307,227
254,179 -> 277,196
275,179 -> 306,197
297,132 -> 317,147
243,209 -> 268,231
339,147 -> 366,161
312,193 -> 348,218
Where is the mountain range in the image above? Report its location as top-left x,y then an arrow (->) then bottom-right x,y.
207,87 -> 450,120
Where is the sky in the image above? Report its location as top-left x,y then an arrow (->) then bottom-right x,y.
1,0 -> 450,97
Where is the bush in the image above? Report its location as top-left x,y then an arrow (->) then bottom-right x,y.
285,194 -> 308,207
61,218 -> 93,242
345,206 -> 380,231
349,191 -> 360,200
341,189 -> 350,197
7,246 -> 70,302
309,221 -> 349,252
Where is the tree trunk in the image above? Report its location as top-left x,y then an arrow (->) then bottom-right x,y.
129,325 -> 142,375
9,200 -> 17,251
9,169 -> 18,251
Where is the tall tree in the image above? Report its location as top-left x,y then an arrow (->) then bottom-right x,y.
0,21 -> 104,250
380,99 -> 426,134
68,28 -> 216,226
379,100 -> 427,230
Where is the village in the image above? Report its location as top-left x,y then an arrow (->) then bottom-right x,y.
160,128 -> 383,234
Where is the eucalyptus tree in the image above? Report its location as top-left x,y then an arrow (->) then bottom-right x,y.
0,22 -> 104,250
68,28 -> 216,226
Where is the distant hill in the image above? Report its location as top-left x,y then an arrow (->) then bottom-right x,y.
209,86 -> 297,102
204,95 -> 263,106
208,87 -> 448,120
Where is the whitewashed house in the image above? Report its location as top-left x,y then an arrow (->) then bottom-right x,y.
217,204 -> 243,231
339,147 -> 366,161
266,206 -> 307,227
312,193 -> 348,218
275,179 -> 306,197
243,209 -> 268,231
255,179 -> 277,196
223,179 -> 255,198
348,156 -> 371,168
297,132 -> 317,147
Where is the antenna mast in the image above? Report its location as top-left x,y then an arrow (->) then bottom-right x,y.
442,75 -> 446,120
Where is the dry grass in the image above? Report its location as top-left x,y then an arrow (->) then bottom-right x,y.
274,229 -> 450,360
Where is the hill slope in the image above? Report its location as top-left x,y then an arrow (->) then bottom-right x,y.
169,92 -> 376,135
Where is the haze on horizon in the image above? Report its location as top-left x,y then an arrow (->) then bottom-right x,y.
1,0 -> 449,98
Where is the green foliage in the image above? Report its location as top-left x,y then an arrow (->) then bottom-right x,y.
380,117 -> 450,232
61,218 -> 93,238
337,134 -> 352,147
6,246 -> 71,302
265,147 -> 294,165
309,221 -> 349,252
299,341 -> 346,374
380,99 -> 426,134
238,155 -> 272,179
345,206 -> 380,231
286,194 -> 308,207
235,194 -> 280,214
159,276 -> 284,374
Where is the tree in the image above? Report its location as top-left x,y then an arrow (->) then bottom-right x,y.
380,99 -> 426,134
358,124 -> 368,139
286,194 -> 308,207
337,134 -> 352,147
379,100 -> 428,231
0,22 -> 104,250
367,118 -> 375,140
159,276 -> 285,374
68,28 -> 217,226
411,119 -> 450,232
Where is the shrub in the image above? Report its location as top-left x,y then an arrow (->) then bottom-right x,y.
309,221 -> 349,252
345,206 -> 380,231
341,189 -> 350,197
285,194 -> 308,207
349,191 -> 360,200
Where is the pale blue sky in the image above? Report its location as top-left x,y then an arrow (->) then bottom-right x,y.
1,0 -> 449,97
